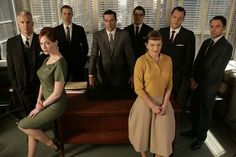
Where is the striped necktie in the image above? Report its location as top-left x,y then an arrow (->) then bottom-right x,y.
25,37 -> 30,48
109,33 -> 114,50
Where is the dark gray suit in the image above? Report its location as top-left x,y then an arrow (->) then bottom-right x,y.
7,33 -> 46,114
89,28 -> 135,99
190,36 -> 232,141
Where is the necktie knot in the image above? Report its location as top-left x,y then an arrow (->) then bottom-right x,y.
66,26 -> 70,43
205,39 -> 214,55
135,26 -> 139,36
170,30 -> 175,42
25,37 -> 30,48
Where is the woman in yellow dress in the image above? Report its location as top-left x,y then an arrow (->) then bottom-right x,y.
129,30 -> 175,157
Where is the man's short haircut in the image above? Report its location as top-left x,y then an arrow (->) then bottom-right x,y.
61,5 -> 73,13
210,16 -> 227,27
17,10 -> 33,21
133,6 -> 145,16
103,9 -> 117,20
171,6 -> 186,17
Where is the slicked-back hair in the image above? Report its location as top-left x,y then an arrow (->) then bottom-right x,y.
61,5 -> 73,13
171,6 -> 186,17
210,16 -> 227,27
133,6 -> 145,16
17,10 -> 33,21
103,9 -> 117,20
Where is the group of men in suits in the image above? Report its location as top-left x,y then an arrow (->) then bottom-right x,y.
7,4 -> 233,152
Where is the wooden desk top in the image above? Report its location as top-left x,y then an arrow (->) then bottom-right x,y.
66,93 -> 182,114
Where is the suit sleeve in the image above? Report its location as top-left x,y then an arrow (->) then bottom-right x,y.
203,43 -> 232,86
124,31 -> 135,76
80,27 -> 89,66
190,40 -> 207,79
183,31 -> 195,78
6,39 -> 17,89
88,33 -> 99,75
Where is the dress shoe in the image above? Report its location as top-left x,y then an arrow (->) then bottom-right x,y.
191,140 -> 203,150
180,130 -> 196,138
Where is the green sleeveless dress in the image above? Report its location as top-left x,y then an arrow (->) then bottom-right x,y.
18,57 -> 68,130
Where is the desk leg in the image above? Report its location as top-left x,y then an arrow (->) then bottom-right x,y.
60,142 -> 65,157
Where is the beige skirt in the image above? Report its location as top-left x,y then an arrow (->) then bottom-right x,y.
128,96 -> 175,157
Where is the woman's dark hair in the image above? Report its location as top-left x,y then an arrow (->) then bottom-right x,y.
145,30 -> 162,43
39,27 -> 57,42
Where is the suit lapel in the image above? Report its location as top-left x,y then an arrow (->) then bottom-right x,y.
16,35 -> 25,63
206,36 -> 225,55
112,29 -> 121,56
173,27 -> 183,44
60,24 -> 67,42
102,30 -> 111,56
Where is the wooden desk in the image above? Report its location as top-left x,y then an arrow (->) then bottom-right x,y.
57,93 -> 182,157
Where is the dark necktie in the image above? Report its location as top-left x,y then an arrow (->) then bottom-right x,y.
170,30 -> 175,43
135,26 -> 139,37
66,26 -> 70,43
109,33 -> 114,51
205,40 -> 214,55
25,37 -> 30,48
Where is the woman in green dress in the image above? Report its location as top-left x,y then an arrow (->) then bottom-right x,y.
18,27 -> 67,157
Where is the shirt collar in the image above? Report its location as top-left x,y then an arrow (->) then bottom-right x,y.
134,23 -> 143,29
21,33 -> 33,44
212,34 -> 224,43
63,23 -> 72,30
170,26 -> 181,34
106,28 -> 116,37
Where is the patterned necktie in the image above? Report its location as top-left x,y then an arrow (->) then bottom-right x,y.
25,37 -> 30,48
205,39 -> 214,55
66,26 -> 70,43
170,30 -> 175,43
109,33 -> 114,50
135,26 -> 139,37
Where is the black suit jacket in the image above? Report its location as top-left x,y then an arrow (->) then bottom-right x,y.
124,23 -> 153,59
159,26 -> 195,94
7,33 -> 45,94
192,36 -> 232,92
54,23 -> 88,81
89,28 -> 135,86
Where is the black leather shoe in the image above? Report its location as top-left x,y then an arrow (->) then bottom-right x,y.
180,130 -> 196,138
191,140 -> 203,150
233,153 -> 236,157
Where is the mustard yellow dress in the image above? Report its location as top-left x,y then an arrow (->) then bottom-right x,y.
129,53 -> 175,157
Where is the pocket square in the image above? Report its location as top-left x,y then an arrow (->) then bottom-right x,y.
176,44 -> 184,46
39,51 -> 44,55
